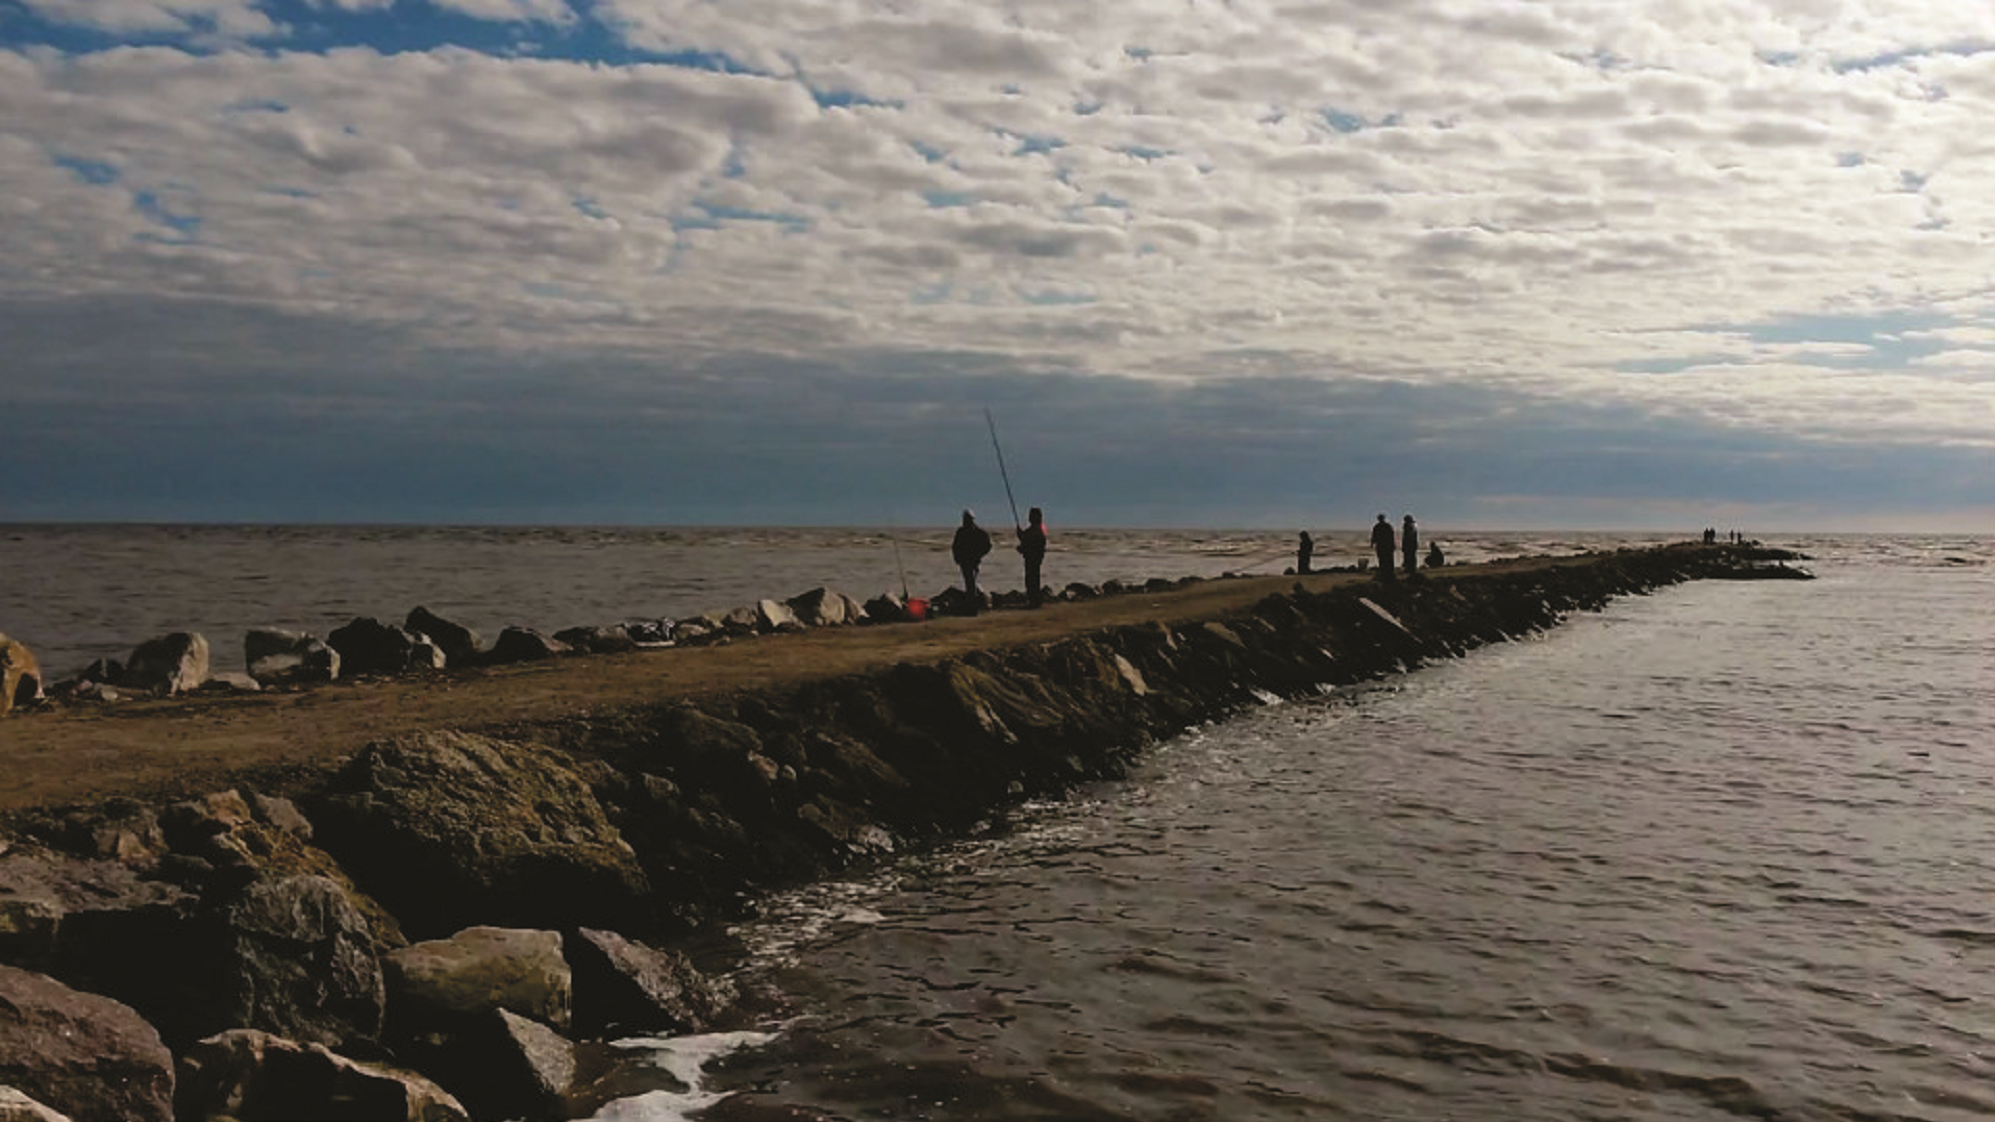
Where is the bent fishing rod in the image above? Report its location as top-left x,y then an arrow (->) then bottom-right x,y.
985,407 -> 1023,530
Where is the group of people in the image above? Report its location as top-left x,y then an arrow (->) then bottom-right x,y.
1701,528 -> 1745,545
951,507 -> 1048,615
1296,516 -> 1442,580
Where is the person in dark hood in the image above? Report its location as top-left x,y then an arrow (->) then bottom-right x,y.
951,509 -> 993,614
1370,514 -> 1395,582
1401,515 -> 1419,577
1016,506 -> 1049,607
1297,530 -> 1314,575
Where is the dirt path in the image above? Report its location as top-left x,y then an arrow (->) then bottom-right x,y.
0,556 -> 1592,811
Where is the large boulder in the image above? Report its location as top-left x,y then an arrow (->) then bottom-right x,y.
565,928 -> 734,1037
405,606 -> 482,668
0,965 -> 174,1122
309,731 -> 651,937
756,599 -> 801,632
0,634 -> 42,715
200,874 -> 387,1049
121,632 -> 208,696
243,628 -> 339,686
175,1029 -> 467,1122
485,627 -> 568,665
785,587 -> 851,627
384,927 -> 571,1037
328,618 -> 420,677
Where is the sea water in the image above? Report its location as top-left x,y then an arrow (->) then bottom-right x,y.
687,534 -> 1995,1120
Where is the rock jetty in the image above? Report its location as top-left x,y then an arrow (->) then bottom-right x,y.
0,542 -> 1808,1119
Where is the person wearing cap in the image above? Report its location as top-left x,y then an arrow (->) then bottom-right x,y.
951,510 -> 993,614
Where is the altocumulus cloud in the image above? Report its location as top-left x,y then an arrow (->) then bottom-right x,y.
0,0 -> 1991,529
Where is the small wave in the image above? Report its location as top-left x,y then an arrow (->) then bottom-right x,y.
582,1031 -> 779,1121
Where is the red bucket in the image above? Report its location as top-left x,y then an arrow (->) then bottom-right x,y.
905,597 -> 929,621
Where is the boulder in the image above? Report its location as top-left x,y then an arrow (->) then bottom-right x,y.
174,1029 -> 467,1122
0,965 -> 174,1122
202,874 -> 387,1048
121,632 -> 208,696
328,617 -> 420,677
384,926 -> 571,1037
309,731 -> 651,937
243,628 -> 339,686
405,606 -> 482,667
485,627 -> 568,665
565,928 -> 735,1037
757,599 -> 802,632
440,1010 -> 574,1122
622,619 -> 673,645
719,604 -> 761,634
552,625 -> 637,655
408,635 -> 447,672
0,634 -> 43,715
785,587 -> 850,627
0,1086 -> 70,1122
862,593 -> 913,623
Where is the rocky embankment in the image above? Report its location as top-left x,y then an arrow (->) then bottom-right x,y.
0,543 -> 1808,1120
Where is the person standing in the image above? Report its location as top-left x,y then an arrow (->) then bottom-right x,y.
1401,515 -> 1419,576
1370,514 -> 1395,581
951,510 -> 993,614
1016,506 -> 1049,607
1296,531 -> 1314,575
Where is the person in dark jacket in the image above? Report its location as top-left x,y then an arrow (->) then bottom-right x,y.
1016,506 -> 1049,607
1297,530 -> 1314,575
1401,515 -> 1419,576
1370,514 -> 1395,581
951,510 -> 993,613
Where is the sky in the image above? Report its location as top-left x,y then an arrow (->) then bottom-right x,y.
1,0 -> 1992,531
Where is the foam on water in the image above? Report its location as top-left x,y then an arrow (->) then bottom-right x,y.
581,1032 -> 778,1121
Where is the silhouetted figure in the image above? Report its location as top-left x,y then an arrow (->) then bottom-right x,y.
1017,506 -> 1049,607
1370,514 -> 1395,582
1401,515 -> 1419,576
951,510 -> 992,614
1427,541 -> 1444,568
1297,531 -> 1314,575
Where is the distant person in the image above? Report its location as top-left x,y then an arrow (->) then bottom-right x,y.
1016,506 -> 1049,607
1297,531 -> 1314,575
951,510 -> 992,614
1370,514 -> 1395,582
1401,515 -> 1419,576
1427,541 -> 1444,568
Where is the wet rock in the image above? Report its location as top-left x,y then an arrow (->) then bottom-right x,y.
485,626 -> 568,665
0,1086 -> 70,1122
0,964 -> 174,1122
565,928 -> 735,1037
120,632 -> 208,696
243,628 -> 339,686
553,624 -> 637,655
384,926 -> 572,1039
175,1028 -> 467,1122
329,617 -> 421,677
1,635 -> 43,716
405,606 -> 483,667
310,731 -> 651,937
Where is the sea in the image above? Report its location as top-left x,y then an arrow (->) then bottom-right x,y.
3,527 -> 1992,1121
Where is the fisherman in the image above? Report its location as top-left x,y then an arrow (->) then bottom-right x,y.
1017,506 -> 1049,607
1371,514 -> 1395,582
1401,514 -> 1419,577
1427,541 -> 1444,569
1297,530 -> 1314,575
951,509 -> 993,614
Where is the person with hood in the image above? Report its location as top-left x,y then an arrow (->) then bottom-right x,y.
951,510 -> 993,613
1401,514 -> 1419,577
1016,506 -> 1049,607
1297,530 -> 1314,575
1370,514 -> 1395,582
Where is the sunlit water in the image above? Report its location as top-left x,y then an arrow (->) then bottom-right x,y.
687,536 -> 1995,1121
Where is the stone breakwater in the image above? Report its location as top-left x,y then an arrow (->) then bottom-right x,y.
0,544 -> 1806,1121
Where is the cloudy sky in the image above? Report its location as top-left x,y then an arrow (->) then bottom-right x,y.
2,0 -> 1991,530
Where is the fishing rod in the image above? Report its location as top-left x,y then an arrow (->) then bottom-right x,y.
984,407 -> 1023,530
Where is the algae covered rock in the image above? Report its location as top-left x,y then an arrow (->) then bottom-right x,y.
310,731 -> 652,937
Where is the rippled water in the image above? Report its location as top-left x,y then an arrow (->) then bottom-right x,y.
691,536 -> 1995,1121
0,523 -> 1662,674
